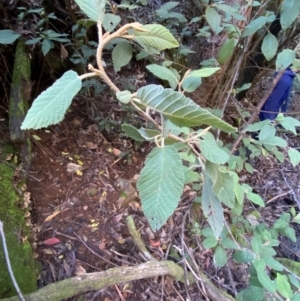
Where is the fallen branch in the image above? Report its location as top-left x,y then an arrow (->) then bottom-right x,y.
1,215 -> 235,301
1,261 -> 184,301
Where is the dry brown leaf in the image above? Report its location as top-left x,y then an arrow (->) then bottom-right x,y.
98,241 -> 106,250
113,148 -> 121,157
67,162 -> 83,173
149,239 -> 161,247
86,141 -> 97,149
60,44 -> 68,59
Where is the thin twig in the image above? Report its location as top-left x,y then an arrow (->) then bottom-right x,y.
0,221 -> 26,301
73,231 -> 118,267
266,191 -> 292,204
225,262 -> 237,297
279,170 -> 300,210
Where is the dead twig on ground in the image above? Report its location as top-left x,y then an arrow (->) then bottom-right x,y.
279,170 -> 300,210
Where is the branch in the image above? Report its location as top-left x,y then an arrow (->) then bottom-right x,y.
126,216 -> 156,261
1,261 -> 185,301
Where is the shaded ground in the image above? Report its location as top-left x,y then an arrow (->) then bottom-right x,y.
0,66 -> 296,301
21,73 -> 300,301
25,90 -> 203,300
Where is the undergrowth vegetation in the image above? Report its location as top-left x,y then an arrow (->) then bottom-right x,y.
2,0 -> 300,300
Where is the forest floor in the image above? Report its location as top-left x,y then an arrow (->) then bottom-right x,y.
15,71 -> 299,301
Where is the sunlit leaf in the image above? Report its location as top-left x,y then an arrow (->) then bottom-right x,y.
280,0 -> 300,30
121,124 -> 145,141
0,29 -> 21,44
276,49 -> 295,71
22,71 -> 81,129
261,32 -> 278,61
205,7 -> 221,33
74,0 -> 105,22
202,173 -> 224,238
146,64 -> 178,89
133,24 -> 179,51
137,146 -> 185,231
136,85 -> 235,132
218,38 -> 235,64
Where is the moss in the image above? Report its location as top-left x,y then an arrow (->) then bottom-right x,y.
0,144 -> 38,298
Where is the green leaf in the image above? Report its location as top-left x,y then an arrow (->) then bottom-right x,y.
214,246 -> 227,267
137,146 -> 185,231
234,183 -> 245,204
221,237 -> 239,249
206,162 -> 235,208
264,257 -> 283,271
42,39 -> 53,55
236,286 -> 264,301
273,147 -> 285,162
136,85 -> 236,132
202,236 -> 218,249
262,136 -> 287,148
245,162 -> 254,174
241,16 -> 267,37
181,75 -> 202,93
292,291 -> 300,301
202,227 -> 214,237
74,0 -> 105,22
288,148 -> 300,167
247,192 -> 265,207
25,37 -> 43,45
116,90 -> 132,104
138,128 -> 161,141
292,212 -> 300,224
0,29 -> 21,44
133,24 -> 179,51
21,71 -> 81,129
276,273 -> 293,299
251,235 -> 262,254
233,249 -> 256,263
146,64 -> 178,89
217,39 -> 235,64
289,274 -> 300,288
121,124 -> 145,141
189,67 -> 220,78
258,124 -> 276,142
205,7 -> 221,33
254,259 -> 276,293
280,0 -> 300,30
156,1 -> 179,11
202,174 -> 224,238
102,13 -> 121,32
179,151 -> 196,163
112,41 -> 133,72
199,133 -> 229,164
183,168 -> 200,184
261,32 -> 278,61
215,4 -> 239,15
280,116 -> 300,135
244,120 -> 270,132
276,49 -> 295,71
236,83 -> 252,93
281,226 -> 296,242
